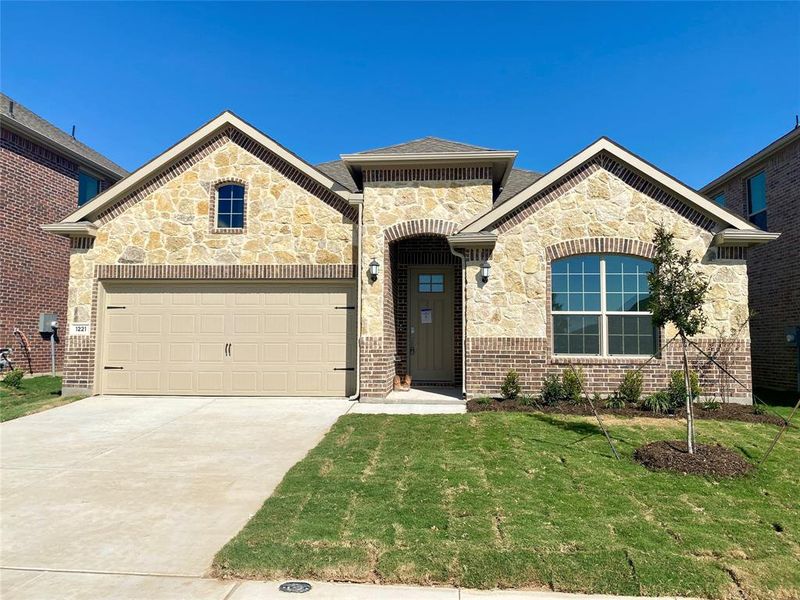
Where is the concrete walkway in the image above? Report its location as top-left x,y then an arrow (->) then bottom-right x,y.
0,396 -> 352,577
0,571 -> 686,600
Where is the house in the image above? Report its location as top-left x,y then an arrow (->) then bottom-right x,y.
701,125 -> 800,394
0,94 -> 127,374
44,111 -> 778,401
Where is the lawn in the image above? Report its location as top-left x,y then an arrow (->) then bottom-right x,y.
214,410 -> 799,599
0,375 -> 86,422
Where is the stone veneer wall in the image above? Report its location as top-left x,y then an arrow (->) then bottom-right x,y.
63,137 -> 356,393
462,159 -> 753,402
359,177 -> 493,397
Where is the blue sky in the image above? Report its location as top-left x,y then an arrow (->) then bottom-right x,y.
2,2 -> 798,187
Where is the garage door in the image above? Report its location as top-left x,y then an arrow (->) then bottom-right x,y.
99,282 -> 356,396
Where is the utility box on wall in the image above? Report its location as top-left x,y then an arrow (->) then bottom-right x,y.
38,313 -> 59,334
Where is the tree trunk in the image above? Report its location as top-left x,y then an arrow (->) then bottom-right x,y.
681,333 -> 695,454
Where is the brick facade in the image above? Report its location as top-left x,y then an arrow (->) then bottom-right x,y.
0,127 -> 114,374
704,131 -> 800,392
466,337 -> 752,402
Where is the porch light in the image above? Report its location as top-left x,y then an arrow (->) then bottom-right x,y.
480,260 -> 491,283
368,259 -> 380,281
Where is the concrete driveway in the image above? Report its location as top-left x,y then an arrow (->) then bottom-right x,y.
0,396 -> 351,581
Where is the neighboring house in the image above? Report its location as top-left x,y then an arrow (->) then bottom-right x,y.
0,94 -> 127,374
44,111 -> 777,401
701,126 -> 800,393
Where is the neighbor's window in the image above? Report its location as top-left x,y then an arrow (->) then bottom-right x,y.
747,171 -> 767,229
713,192 -> 726,206
216,184 -> 245,229
78,172 -> 101,206
552,255 -> 656,356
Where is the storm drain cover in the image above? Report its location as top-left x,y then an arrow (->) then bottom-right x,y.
279,581 -> 312,593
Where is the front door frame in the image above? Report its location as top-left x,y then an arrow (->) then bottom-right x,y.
406,265 -> 455,383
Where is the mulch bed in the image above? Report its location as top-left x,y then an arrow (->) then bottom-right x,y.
633,440 -> 753,477
466,398 -> 786,426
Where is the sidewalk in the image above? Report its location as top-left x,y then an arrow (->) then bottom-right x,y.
0,569 -> 691,600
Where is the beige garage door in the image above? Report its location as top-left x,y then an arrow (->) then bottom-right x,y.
99,281 -> 356,396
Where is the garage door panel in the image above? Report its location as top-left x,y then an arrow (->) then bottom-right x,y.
169,343 -> 194,362
101,282 -> 354,396
264,343 -> 289,362
137,343 -> 162,362
199,314 -> 225,334
106,342 -> 133,362
297,314 -> 323,334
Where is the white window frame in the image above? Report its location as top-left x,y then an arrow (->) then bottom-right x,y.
551,255 -> 655,358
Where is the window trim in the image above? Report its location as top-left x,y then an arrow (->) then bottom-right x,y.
551,254 -> 656,358
746,170 -> 767,228
210,180 -> 247,233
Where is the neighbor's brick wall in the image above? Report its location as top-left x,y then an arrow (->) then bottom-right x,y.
0,128 -> 112,374
706,135 -> 800,391
466,337 -> 752,402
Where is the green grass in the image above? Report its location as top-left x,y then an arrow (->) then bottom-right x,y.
214,412 -> 799,599
0,375 -> 86,422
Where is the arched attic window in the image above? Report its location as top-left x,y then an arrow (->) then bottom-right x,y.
216,184 -> 245,229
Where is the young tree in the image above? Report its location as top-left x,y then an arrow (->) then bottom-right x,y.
647,226 -> 709,453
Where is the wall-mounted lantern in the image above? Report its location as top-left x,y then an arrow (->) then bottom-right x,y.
368,259 -> 380,281
480,260 -> 491,283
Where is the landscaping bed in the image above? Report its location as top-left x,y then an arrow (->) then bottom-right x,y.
214,412 -> 798,598
633,440 -> 753,477
466,397 -> 786,426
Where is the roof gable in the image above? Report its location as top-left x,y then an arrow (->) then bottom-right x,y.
60,111 -> 356,225
460,137 -> 760,234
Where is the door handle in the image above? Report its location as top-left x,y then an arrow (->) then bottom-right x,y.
224,343 -> 231,357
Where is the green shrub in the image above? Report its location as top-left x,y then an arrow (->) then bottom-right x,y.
540,375 -> 563,405
701,399 -> 721,411
640,391 -> 674,414
604,392 -> 626,409
753,403 -> 766,415
518,394 -> 538,407
668,370 -> 701,406
1,368 -> 24,389
475,396 -> 493,406
617,370 -> 643,404
500,370 -> 521,400
562,367 -> 586,404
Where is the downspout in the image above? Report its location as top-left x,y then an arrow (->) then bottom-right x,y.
449,244 -> 467,401
347,200 -> 363,401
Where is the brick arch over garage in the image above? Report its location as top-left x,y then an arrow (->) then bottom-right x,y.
384,219 -> 460,243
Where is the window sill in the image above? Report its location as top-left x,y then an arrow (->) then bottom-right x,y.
550,354 -> 660,365
211,227 -> 245,234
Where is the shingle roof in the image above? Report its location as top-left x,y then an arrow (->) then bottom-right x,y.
495,168 -> 544,206
316,159 -> 358,192
0,93 -> 127,179
354,136 -> 493,155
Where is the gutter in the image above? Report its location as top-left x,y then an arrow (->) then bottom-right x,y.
41,221 -> 98,237
712,228 -> 781,247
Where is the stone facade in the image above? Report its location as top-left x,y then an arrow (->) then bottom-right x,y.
62,138 -> 356,392
461,159 -> 752,402
359,177 -> 493,397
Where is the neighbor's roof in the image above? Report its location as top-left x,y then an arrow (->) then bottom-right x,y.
700,125 -> 800,194
0,93 -> 128,180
